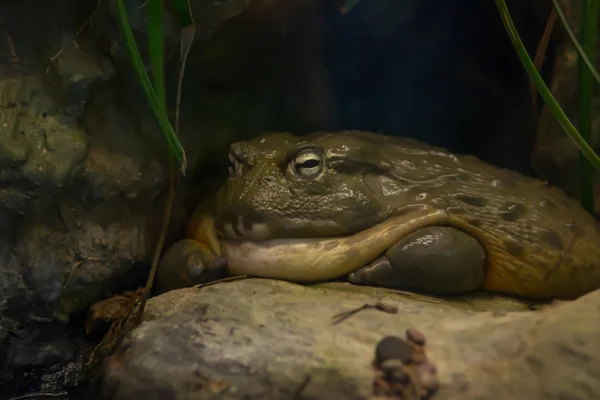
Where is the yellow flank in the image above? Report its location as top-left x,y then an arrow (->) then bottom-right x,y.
187,204 -> 222,257
450,218 -> 600,299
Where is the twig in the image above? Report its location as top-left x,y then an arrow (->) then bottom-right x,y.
7,392 -> 68,400
331,304 -> 369,325
87,315 -> 127,365
292,374 -> 312,400
331,302 -> 398,325
74,1 -> 101,38
7,35 -> 19,63
531,7 -> 557,123
63,257 -> 102,288
47,0 -> 101,65
134,4 -> 195,325
195,275 -> 250,290
48,48 -> 65,63
133,164 -> 175,326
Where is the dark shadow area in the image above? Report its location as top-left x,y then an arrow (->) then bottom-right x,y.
179,0 -> 557,181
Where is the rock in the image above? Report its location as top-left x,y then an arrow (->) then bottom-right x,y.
0,2 -> 168,394
98,279 -> 598,400
0,67 -> 87,193
375,336 -> 414,365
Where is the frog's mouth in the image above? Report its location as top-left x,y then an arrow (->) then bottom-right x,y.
219,206 -> 447,282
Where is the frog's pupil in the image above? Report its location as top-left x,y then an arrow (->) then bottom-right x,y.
299,159 -> 319,169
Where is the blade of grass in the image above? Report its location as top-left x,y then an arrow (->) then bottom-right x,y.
552,0 -> 600,85
174,0 -> 196,134
531,8 -> 556,123
494,0 -> 600,175
148,0 -> 166,114
173,0 -> 194,28
114,0 -> 187,173
577,0 -> 600,212
136,0 -> 196,323
134,0 -> 175,325
176,26 -> 195,134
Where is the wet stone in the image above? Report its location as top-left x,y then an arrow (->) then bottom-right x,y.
102,280 -> 600,400
375,336 -> 414,366
417,361 -> 439,391
411,346 -> 426,364
406,327 -> 426,345
380,359 -> 409,383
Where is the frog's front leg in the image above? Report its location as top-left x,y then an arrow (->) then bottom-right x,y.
155,204 -> 227,294
348,226 -> 486,294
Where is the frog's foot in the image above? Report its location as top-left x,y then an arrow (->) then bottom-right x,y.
348,226 -> 486,294
155,239 -> 227,294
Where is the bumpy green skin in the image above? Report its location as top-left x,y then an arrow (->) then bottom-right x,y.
158,131 -> 600,299
214,132 -> 390,239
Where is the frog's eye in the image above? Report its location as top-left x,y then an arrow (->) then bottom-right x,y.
292,150 -> 324,177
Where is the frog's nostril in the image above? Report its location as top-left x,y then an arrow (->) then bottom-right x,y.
263,176 -> 275,184
228,152 -> 245,177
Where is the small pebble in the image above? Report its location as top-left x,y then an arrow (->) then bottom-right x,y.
373,378 -> 390,395
419,360 -> 438,375
406,327 -> 426,345
417,362 -> 439,391
375,302 -> 398,314
380,359 -> 409,383
411,348 -> 426,364
375,336 -> 414,365
419,372 -> 439,392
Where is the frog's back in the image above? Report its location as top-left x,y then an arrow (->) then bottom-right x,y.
342,131 -> 600,298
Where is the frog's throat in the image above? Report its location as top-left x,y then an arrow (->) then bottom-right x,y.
221,208 -> 448,282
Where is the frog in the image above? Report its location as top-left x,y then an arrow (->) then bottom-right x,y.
155,130 -> 600,299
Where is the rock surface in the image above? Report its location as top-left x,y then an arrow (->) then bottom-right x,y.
0,0 -> 171,394
100,279 -> 600,400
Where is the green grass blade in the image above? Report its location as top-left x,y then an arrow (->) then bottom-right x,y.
148,0 -> 167,114
114,0 -> 187,173
173,0 -> 194,28
494,0 -> 600,175
552,0 -> 600,86
577,0 -> 600,212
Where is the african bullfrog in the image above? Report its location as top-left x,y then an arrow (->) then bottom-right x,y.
156,131 -> 600,299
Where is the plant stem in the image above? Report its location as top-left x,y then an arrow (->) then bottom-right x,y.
148,0 -> 166,115
552,0 -> 600,85
114,0 -> 187,173
494,0 -> 600,174
577,0 -> 600,213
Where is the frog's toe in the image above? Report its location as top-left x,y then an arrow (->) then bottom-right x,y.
348,226 -> 486,294
348,256 -> 395,286
155,239 -> 227,294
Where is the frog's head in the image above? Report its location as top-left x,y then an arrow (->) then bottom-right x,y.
214,131 -> 394,240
